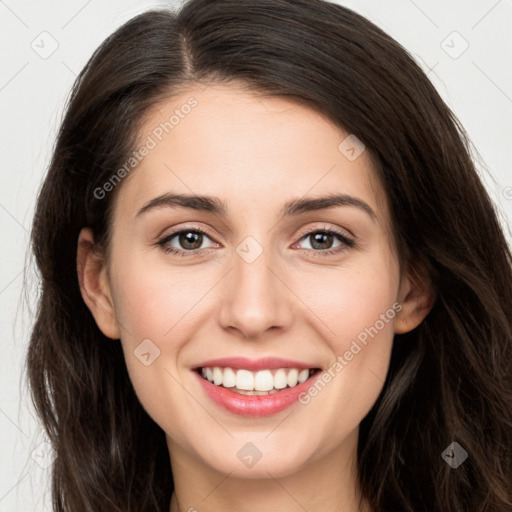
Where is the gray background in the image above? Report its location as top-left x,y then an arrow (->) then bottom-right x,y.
1,0 -> 511,510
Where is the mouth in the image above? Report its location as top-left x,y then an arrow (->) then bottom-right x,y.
192,358 -> 324,416
196,366 -> 322,395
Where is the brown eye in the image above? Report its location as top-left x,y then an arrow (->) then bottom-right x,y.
177,231 -> 204,250
157,227 -> 218,256
296,227 -> 355,256
308,232 -> 336,250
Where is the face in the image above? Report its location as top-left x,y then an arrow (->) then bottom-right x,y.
78,83 -> 430,480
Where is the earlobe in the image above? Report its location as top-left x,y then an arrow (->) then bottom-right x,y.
394,268 -> 435,334
76,227 -> 120,340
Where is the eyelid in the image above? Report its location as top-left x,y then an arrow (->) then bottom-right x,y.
157,223 -> 217,242
156,222 -> 356,256
291,224 -> 355,256
294,223 -> 354,242
157,222 -> 352,243
155,224 -> 220,258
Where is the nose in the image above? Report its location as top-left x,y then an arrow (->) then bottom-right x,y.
218,243 -> 293,340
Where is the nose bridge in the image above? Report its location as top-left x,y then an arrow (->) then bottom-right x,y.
218,235 -> 290,338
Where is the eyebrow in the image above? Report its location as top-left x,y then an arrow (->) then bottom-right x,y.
136,192 -> 377,221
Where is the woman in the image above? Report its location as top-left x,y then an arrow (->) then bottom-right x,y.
26,0 -> 512,510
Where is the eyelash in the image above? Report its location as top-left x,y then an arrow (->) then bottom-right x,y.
156,225 -> 355,258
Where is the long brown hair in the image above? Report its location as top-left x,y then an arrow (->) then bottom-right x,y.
26,0 -> 512,510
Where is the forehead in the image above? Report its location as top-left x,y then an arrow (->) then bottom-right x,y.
114,83 -> 388,225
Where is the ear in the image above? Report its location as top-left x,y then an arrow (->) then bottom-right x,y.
394,265 -> 435,334
76,227 -> 120,339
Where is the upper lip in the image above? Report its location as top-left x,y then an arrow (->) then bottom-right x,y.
192,357 -> 319,371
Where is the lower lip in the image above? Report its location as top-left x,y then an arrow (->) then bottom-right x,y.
195,370 -> 322,417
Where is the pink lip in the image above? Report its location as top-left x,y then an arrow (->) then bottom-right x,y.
192,356 -> 316,371
194,369 -> 322,417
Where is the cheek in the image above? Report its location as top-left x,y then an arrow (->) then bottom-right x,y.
291,254 -> 399,430
109,256 -> 196,438
107,251 -> 226,427
295,252 -> 399,346
110,250 -> 206,339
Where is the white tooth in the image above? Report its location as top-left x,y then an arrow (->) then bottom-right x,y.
254,370 -> 274,391
213,367 -> 223,385
236,369 -> 254,390
287,368 -> 299,387
298,369 -> 310,383
274,369 -> 288,389
201,367 -> 207,378
223,367 -> 236,388
206,367 -> 214,382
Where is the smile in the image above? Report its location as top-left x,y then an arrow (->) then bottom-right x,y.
192,357 -> 323,416
198,366 -> 320,395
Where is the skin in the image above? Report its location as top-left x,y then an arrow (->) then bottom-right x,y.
77,83 -> 433,512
